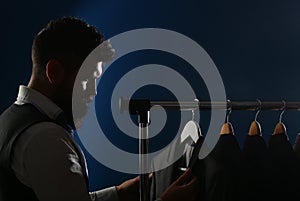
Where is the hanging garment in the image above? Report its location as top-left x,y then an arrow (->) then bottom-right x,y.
150,136 -> 204,201
293,133 -> 300,160
268,133 -> 300,201
187,135 -> 206,201
242,135 -> 272,201
203,133 -> 245,201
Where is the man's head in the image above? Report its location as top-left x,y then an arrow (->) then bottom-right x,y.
30,16 -> 105,127
32,16 -> 104,80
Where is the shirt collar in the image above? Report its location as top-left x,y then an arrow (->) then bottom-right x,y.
15,85 -> 63,120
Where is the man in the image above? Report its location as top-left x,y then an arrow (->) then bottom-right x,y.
0,17 -> 198,201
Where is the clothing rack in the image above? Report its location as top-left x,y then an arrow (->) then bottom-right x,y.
118,98 -> 300,201
120,99 -> 300,112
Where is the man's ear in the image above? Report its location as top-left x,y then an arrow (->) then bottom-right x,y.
46,59 -> 65,86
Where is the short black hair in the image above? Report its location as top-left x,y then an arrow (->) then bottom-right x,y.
32,16 -> 104,77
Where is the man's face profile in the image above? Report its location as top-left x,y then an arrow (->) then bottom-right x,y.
71,40 -> 115,129
72,61 -> 103,128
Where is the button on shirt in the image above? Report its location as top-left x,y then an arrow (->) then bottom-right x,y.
11,85 -> 119,201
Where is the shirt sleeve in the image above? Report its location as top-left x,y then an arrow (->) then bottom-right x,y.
90,186 -> 119,201
12,122 -> 93,201
89,187 -> 163,201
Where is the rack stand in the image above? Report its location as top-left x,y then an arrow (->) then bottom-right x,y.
126,99 -> 151,201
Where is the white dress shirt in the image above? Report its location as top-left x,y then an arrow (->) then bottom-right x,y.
11,85 -> 119,201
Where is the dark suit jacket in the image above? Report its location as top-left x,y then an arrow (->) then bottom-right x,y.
202,134 -> 245,201
242,135 -> 272,201
269,133 -> 300,201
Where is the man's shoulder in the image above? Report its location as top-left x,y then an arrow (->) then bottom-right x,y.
0,104 -> 50,129
17,121 -> 72,148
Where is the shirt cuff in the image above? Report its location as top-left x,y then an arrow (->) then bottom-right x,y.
90,186 -> 119,201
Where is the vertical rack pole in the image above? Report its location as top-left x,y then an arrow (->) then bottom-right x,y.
127,99 -> 151,201
139,110 -> 150,201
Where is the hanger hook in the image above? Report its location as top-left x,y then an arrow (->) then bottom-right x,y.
254,99 -> 261,121
226,99 -> 232,123
279,100 -> 286,123
192,99 -> 199,121
192,109 -> 195,121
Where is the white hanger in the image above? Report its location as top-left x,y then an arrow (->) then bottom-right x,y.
181,99 -> 202,143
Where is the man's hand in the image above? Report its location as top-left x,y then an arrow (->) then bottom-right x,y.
116,169 -> 198,201
160,169 -> 199,201
116,176 -> 140,201
116,174 -> 153,201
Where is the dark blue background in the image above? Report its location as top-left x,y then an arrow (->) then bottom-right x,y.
1,0 -> 300,191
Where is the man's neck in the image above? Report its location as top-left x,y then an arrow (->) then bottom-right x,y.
28,76 -> 54,101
